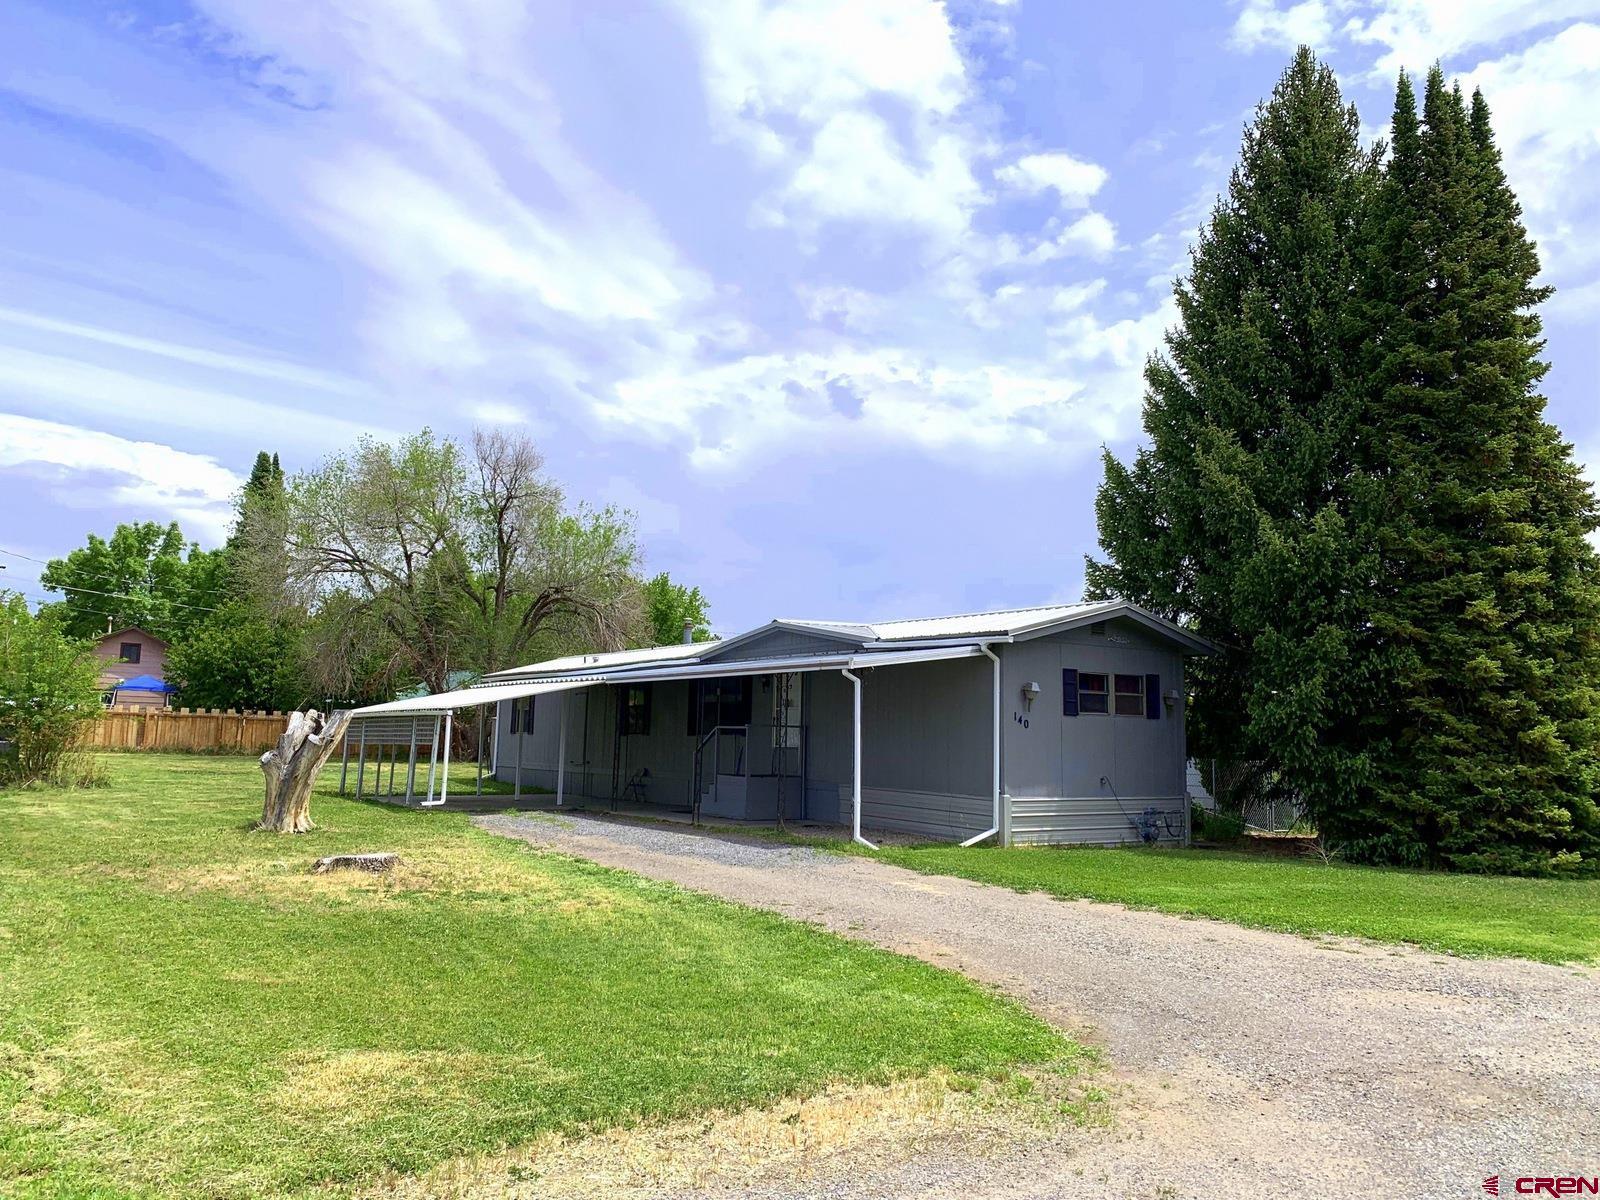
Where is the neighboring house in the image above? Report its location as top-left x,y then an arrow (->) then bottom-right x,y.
349,601 -> 1216,847
92,626 -> 173,709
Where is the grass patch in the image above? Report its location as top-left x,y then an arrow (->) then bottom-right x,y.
860,842 -> 1600,965
0,755 -> 1075,1199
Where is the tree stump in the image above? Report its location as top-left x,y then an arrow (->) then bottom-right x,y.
313,852 -> 398,874
258,709 -> 352,833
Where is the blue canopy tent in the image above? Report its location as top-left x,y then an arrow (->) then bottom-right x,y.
113,674 -> 177,694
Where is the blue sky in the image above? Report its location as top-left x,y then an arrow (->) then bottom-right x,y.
2,0 -> 1596,634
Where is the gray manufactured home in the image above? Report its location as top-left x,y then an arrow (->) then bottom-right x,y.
348,601 -> 1214,847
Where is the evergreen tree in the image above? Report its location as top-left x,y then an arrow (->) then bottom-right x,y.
1087,48 -> 1383,812
1352,69 -> 1600,873
225,449 -> 289,598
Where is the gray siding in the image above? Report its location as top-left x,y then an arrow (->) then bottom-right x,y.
486,617 -> 1194,847
1000,617 -> 1189,846
861,788 -> 991,840
1008,796 -> 1188,846
704,628 -> 860,663
807,656 -> 992,839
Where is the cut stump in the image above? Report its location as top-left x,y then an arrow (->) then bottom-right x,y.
313,853 -> 399,874
258,709 -> 353,833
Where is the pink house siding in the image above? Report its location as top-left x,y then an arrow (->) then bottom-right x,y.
93,627 -> 170,709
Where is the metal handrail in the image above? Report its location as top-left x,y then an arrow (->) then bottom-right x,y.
691,724 -> 748,824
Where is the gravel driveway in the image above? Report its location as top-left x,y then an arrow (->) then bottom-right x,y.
476,811 -> 1600,1199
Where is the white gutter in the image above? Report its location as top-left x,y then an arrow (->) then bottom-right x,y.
858,635 -> 1013,650
840,668 -> 877,850
350,675 -> 605,718
959,643 -> 1003,847
556,695 -> 568,808
483,645 -> 984,689
422,709 -> 452,808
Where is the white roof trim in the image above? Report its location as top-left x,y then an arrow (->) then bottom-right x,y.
566,644 -> 984,685
350,646 -> 985,715
349,676 -> 605,718
1008,602 -> 1217,654
692,619 -> 871,663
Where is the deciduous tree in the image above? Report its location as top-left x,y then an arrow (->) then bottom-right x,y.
640,572 -> 713,646
0,591 -> 104,786
240,428 -> 643,697
40,522 -> 224,642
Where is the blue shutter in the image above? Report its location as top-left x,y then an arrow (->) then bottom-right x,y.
1063,668 -> 1079,717
1145,673 -> 1161,720
509,699 -> 520,735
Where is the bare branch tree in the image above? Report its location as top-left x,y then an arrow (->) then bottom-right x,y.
238,428 -> 644,698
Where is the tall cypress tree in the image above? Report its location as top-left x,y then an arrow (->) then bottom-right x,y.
1088,48 -> 1383,810
1354,68 -> 1600,873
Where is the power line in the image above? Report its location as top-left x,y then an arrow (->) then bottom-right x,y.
0,551 -> 220,613
12,593 -> 128,625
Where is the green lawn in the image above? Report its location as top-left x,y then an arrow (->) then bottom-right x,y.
0,755 -> 1073,1200
864,842 -> 1600,965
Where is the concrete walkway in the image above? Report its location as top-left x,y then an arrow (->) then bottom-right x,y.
476,811 -> 1600,1199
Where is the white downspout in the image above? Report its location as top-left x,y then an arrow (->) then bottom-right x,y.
841,668 -> 877,849
556,694 -> 568,807
423,709 -> 452,808
959,643 -> 1002,847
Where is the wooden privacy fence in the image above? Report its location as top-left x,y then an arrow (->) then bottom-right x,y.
83,707 -> 291,754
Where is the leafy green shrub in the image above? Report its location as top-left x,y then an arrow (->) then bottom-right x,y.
1192,806 -> 1245,843
0,592 -> 106,787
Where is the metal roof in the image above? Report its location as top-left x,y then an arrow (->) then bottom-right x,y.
349,675 -> 605,718
486,641 -> 703,681
783,601 -> 1121,642
352,645 -> 984,718
478,600 -> 1213,689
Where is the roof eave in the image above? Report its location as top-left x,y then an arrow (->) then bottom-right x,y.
1011,602 -> 1218,655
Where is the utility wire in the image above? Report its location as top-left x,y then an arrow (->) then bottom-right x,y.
0,550 -> 221,613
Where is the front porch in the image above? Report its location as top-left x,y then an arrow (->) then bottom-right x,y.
341,647 -> 1003,847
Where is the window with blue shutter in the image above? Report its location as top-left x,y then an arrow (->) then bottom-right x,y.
1145,673 -> 1161,720
1062,668 -> 1079,717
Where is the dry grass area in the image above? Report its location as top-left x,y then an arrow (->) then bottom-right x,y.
366,1068 -> 1107,1200
1,754 -> 1078,1198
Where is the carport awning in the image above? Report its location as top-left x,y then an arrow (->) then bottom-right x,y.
349,643 -> 986,720
348,676 -> 606,719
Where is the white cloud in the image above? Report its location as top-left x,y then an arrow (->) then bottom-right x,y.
0,306 -> 368,396
5,0 -> 1163,482
469,401 -> 530,425
994,211 -> 1118,265
798,284 -> 886,330
678,0 -> 969,132
1231,0 -> 1337,50
132,0 -> 720,391
769,110 -> 983,239
0,414 -> 241,544
1345,0 -> 1600,73
0,345 -> 380,450
1051,279 -> 1111,313
673,0 -> 987,242
995,151 -> 1108,208
601,347 -> 1119,471
1454,24 -> 1600,291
